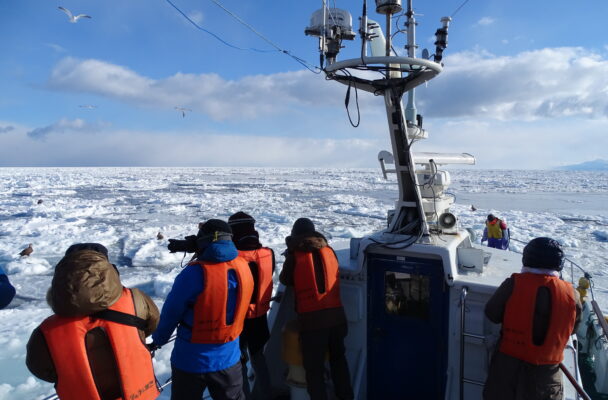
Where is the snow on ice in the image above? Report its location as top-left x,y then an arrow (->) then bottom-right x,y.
0,167 -> 607,399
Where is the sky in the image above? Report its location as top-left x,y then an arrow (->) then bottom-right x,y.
1,0 -> 607,169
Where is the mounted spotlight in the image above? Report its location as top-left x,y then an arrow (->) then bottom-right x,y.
438,212 -> 457,230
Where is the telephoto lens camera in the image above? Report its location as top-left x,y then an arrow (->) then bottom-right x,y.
167,235 -> 198,253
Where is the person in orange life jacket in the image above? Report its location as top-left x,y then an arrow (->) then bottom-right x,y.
482,214 -> 509,250
228,211 -> 274,400
151,219 -> 254,400
483,237 -> 582,400
26,243 -> 160,400
279,218 -> 354,400
0,266 -> 15,309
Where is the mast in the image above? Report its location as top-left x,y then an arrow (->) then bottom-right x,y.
305,0 -> 461,240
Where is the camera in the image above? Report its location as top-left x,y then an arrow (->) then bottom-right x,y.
167,235 -> 198,253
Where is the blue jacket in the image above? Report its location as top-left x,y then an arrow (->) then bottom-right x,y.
152,240 -> 241,373
0,267 -> 16,309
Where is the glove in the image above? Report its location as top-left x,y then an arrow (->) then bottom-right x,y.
168,235 -> 198,253
147,341 -> 160,357
147,341 -> 160,352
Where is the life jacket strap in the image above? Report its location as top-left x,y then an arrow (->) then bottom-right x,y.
92,309 -> 148,330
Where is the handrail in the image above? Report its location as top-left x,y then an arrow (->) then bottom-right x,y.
591,300 -> 608,339
559,363 -> 592,400
459,286 -> 468,400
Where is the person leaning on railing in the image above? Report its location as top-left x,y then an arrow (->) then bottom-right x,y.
483,237 -> 582,400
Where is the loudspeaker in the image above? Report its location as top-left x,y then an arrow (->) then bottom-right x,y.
438,212 -> 457,229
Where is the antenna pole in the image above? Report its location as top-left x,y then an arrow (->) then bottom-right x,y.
405,0 -> 417,123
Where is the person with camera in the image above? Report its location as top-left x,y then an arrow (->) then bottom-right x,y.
228,211 -> 274,400
153,219 -> 254,400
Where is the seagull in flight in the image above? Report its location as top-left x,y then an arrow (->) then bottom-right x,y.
58,7 -> 91,23
79,104 -> 97,109
175,107 -> 192,118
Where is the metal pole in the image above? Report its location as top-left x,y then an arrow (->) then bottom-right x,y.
559,363 -> 592,400
459,286 -> 468,400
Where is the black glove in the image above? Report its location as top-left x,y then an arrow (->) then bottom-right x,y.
168,235 -> 198,253
147,341 -> 160,357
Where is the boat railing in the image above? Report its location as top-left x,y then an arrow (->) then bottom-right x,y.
459,286 -> 486,400
560,362 -> 592,400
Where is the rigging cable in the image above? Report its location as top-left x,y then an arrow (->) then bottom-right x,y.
450,0 -> 471,18
207,0 -> 322,73
164,0 -> 273,53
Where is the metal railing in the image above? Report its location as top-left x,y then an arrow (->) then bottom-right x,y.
559,362 -> 592,400
459,286 -> 487,400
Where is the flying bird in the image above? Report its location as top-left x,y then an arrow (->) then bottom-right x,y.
58,7 -> 91,23
19,244 -> 33,257
157,232 -> 164,240
79,104 -> 97,109
175,107 -> 192,118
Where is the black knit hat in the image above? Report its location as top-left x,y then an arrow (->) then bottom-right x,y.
522,237 -> 564,271
291,218 -> 316,236
487,214 -> 496,222
65,243 -> 109,259
198,219 -> 233,241
228,211 -> 258,242
228,211 -> 256,226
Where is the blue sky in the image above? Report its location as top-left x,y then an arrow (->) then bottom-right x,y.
1,0 -> 607,168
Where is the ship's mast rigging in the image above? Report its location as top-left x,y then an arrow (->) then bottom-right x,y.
307,0 -> 459,241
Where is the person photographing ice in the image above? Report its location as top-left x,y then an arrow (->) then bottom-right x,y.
483,237 -> 582,400
482,214 -> 510,250
152,219 -> 254,400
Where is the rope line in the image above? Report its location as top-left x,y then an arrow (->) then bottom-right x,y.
207,0 -> 322,73
164,0 -> 275,53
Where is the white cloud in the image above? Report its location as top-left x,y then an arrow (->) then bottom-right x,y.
0,123 -> 383,167
47,57 -> 345,121
476,17 -> 495,26
26,119 -> 103,140
2,116 -> 606,169
419,47 -> 608,120
46,43 -> 67,53
188,10 -> 204,25
47,47 -> 608,124
0,125 -> 14,134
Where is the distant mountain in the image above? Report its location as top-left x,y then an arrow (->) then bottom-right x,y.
556,159 -> 608,171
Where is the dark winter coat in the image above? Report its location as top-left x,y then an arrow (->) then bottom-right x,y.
26,250 -> 159,384
483,275 -> 582,400
279,233 -> 346,331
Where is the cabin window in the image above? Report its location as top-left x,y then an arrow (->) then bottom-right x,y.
384,271 -> 430,319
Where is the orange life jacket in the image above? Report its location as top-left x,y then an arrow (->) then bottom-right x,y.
190,258 -> 254,343
293,246 -> 342,314
486,219 -> 504,239
39,288 -> 159,400
499,273 -> 576,365
238,248 -> 274,319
